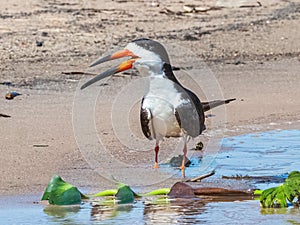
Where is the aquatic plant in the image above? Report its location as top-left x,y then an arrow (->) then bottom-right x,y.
41,175 -> 88,205
94,183 -> 170,205
259,171 -> 300,208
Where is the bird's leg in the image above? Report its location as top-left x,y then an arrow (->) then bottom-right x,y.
154,142 -> 159,169
181,141 -> 187,178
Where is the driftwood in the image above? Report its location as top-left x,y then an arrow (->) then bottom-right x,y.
185,170 -> 215,182
169,182 -> 254,199
194,187 -> 252,196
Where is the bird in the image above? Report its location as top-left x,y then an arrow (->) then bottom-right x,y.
81,38 -> 235,177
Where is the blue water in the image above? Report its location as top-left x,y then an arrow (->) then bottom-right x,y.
216,129 -> 300,189
220,129 -> 300,174
1,130 -> 300,224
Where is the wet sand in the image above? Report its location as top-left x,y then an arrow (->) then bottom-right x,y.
0,0 -> 299,195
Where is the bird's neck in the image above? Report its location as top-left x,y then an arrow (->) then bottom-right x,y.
162,63 -> 182,86
134,60 -> 164,77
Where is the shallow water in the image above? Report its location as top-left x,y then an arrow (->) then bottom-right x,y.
217,129 -> 300,189
1,129 -> 300,225
1,196 -> 300,225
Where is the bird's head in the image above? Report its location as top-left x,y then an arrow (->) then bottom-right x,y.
81,38 -> 170,90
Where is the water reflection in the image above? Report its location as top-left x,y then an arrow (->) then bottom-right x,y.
43,203 -> 91,225
91,204 -> 133,222
88,198 -> 207,224
143,199 -> 205,224
44,205 -> 81,218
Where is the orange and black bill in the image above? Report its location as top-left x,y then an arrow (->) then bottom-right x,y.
81,49 -> 138,90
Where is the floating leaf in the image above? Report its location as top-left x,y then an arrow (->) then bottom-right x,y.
42,175 -> 87,205
92,182 -> 139,205
142,188 -> 170,196
93,189 -> 118,197
115,185 -> 135,204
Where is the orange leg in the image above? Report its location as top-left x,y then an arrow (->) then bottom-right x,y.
154,143 -> 159,169
180,142 -> 187,177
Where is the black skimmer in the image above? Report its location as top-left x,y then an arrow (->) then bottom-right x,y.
81,38 -> 235,177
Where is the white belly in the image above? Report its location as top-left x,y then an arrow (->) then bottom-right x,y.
143,97 -> 182,139
142,77 -> 189,140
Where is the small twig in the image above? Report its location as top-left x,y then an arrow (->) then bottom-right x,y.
222,175 -> 285,183
62,71 -> 97,76
33,144 -> 49,148
0,113 -> 11,118
0,82 -> 13,86
186,170 -> 215,182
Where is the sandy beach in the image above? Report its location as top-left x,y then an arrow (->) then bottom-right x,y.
0,0 -> 299,196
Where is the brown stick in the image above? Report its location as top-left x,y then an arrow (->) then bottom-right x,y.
62,71 -> 97,76
185,170 -> 215,182
194,187 -> 253,196
0,113 -> 11,118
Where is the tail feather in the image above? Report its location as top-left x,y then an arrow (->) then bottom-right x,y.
202,98 -> 236,112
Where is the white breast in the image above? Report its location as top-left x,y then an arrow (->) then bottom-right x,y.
142,77 -> 190,140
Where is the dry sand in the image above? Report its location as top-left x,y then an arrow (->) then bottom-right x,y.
0,0 -> 299,196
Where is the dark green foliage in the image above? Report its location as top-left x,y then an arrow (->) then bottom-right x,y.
42,175 -> 87,205
116,185 -> 135,204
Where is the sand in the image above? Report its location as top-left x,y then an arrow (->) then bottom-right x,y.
0,0 -> 299,196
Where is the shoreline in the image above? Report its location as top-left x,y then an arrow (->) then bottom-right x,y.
1,0 -> 300,196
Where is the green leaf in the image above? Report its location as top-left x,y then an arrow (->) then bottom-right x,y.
93,189 -> 118,197
115,185 -> 135,204
253,189 -> 263,195
42,175 -> 86,205
48,187 -> 82,205
287,171 -> 300,179
142,188 -> 171,196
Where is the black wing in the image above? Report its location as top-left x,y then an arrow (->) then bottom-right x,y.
176,88 -> 206,138
140,98 -> 153,140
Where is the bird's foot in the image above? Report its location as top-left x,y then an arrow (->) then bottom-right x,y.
154,162 -> 159,169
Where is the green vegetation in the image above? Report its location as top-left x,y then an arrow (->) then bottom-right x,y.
41,175 -> 88,205
42,176 -> 170,205
141,188 -> 171,196
42,171 -> 300,208
259,171 -> 300,208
